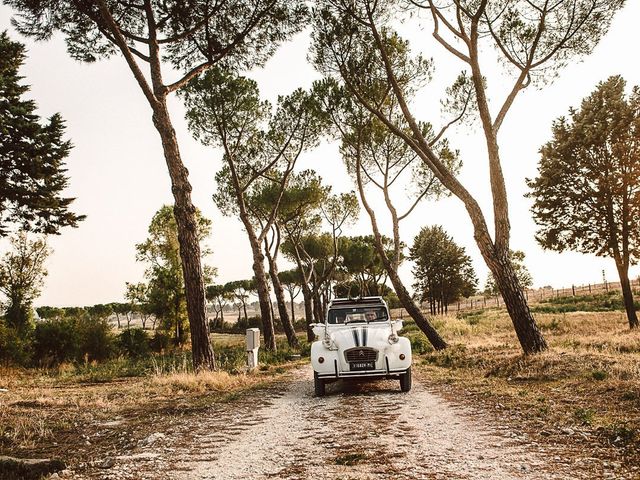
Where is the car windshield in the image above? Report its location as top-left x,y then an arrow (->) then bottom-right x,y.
327,306 -> 389,324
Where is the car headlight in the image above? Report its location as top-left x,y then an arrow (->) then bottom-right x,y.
322,336 -> 334,349
388,333 -> 399,344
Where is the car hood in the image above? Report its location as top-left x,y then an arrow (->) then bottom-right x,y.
327,324 -> 392,350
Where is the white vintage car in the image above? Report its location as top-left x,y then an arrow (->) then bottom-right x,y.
310,296 -> 412,396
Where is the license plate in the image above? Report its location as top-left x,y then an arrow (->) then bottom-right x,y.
350,361 -> 375,371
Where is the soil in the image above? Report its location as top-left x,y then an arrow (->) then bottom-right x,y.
62,365 -> 616,480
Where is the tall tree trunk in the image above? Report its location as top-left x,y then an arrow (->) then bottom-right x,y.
312,290 -> 323,323
289,290 -> 296,324
388,264 -> 447,350
484,248 -> 547,353
616,262 -> 639,329
265,245 -> 299,348
152,101 -> 215,371
247,241 -> 277,351
301,284 -> 315,342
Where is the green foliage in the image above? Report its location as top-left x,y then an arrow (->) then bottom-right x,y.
528,76 -> 640,262
0,319 -> 31,365
182,67 -> 330,222
6,1 -> 308,77
0,32 -> 84,236
410,225 -> 477,313
135,205 -> 213,344
117,328 -> 151,358
149,331 -> 172,353
0,232 -> 51,334
409,334 -> 435,355
574,407 -> 596,425
229,315 -> 263,333
32,313 -> 115,367
591,370 -> 608,381
32,317 -> 80,366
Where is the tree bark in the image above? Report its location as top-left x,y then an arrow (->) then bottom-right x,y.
265,244 -> 300,348
386,257 -> 448,350
151,101 -> 215,370
312,290 -> 323,323
301,284 -> 315,342
483,247 -> 548,353
289,290 -> 296,324
247,239 -> 277,351
616,262 -> 639,329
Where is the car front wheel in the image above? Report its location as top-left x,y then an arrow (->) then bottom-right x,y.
399,367 -> 412,392
314,371 -> 326,397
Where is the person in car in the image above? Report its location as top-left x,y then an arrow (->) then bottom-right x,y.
365,311 -> 377,322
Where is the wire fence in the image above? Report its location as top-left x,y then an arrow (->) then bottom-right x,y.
391,277 -> 640,319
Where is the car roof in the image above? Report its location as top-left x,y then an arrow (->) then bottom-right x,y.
328,297 -> 387,309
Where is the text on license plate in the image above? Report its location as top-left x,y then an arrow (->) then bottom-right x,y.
350,361 -> 375,371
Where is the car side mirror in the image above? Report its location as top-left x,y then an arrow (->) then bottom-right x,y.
392,319 -> 404,332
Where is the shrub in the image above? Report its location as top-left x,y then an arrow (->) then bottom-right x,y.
117,328 -> 150,358
32,317 -> 80,366
32,315 -> 115,366
149,331 -> 171,352
409,334 -> 434,355
591,369 -> 608,381
0,320 -> 32,365
231,315 -> 262,333
76,316 -> 115,362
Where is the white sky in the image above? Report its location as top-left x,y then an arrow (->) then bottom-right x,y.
0,3 -> 638,307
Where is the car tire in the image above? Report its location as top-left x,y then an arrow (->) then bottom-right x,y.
399,367 -> 412,392
314,371 -> 326,397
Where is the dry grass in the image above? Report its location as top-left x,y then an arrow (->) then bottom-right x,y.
413,309 -> 640,475
0,355 -> 291,463
151,370 -> 259,393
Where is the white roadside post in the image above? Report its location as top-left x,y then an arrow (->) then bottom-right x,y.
246,328 -> 260,370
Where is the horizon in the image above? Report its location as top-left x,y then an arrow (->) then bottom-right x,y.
1,3 -> 639,307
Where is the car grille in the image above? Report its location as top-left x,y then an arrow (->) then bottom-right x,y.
345,347 -> 378,363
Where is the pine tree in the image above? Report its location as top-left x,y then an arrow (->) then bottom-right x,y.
0,32 -> 84,235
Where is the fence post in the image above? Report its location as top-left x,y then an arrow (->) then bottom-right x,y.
588,284 -> 591,293
457,301 -> 460,311
496,296 -> 499,306
572,285 -> 575,296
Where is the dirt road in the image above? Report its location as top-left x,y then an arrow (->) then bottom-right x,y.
71,366 -> 596,480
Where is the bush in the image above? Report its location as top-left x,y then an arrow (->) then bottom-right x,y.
76,316 -> 115,362
230,315 -> 262,333
32,317 -> 80,366
149,331 -> 171,352
32,315 -> 115,366
409,334 -> 434,354
117,328 -> 150,358
384,292 -> 402,309
0,320 -> 32,365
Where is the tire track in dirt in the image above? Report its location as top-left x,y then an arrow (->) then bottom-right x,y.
73,366 -> 589,479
